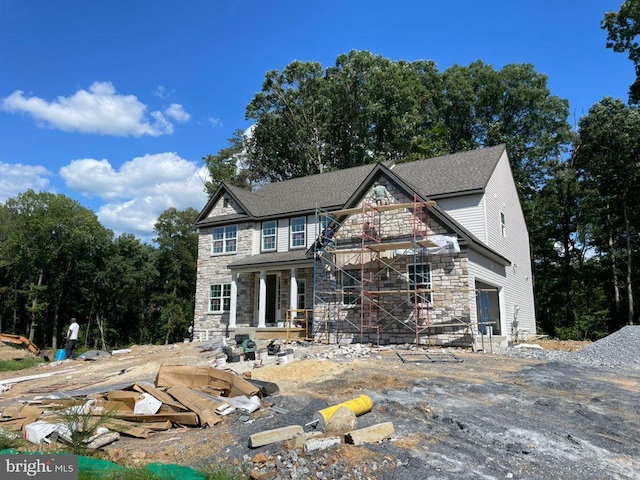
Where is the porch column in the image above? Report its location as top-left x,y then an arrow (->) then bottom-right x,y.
290,267 -> 298,318
229,272 -> 238,328
258,270 -> 267,328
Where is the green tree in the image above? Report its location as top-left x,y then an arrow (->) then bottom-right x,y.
91,234 -> 158,348
152,207 -> 199,343
602,0 -> 640,103
576,97 -> 640,326
203,129 -> 253,195
0,190 -> 110,348
442,61 -> 574,198
246,60 -> 330,181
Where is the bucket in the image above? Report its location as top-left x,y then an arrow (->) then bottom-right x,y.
277,321 -> 285,328
215,356 -> 226,368
313,394 -> 373,429
277,352 -> 288,365
54,349 -> 66,361
258,349 -> 268,361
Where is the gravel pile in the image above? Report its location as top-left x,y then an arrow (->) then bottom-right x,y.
499,325 -> 640,370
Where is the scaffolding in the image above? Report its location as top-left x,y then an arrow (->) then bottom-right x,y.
311,194 -> 472,346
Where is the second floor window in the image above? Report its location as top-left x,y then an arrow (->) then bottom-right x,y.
290,217 -> 306,248
262,221 -> 277,251
212,226 -> 237,254
500,212 -> 506,237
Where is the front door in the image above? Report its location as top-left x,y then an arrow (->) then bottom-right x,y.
266,274 -> 278,324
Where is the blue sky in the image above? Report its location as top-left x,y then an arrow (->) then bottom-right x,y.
0,0 -> 633,241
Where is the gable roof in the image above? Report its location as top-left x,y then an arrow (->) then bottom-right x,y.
195,145 -> 505,226
195,163 -> 381,226
391,144 -> 505,198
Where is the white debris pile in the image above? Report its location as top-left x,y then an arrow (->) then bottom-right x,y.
303,343 -> 373,361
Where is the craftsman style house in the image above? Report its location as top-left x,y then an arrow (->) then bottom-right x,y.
193,145 -> 536,347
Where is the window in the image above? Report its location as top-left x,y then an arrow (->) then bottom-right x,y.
297,279 -> 306,310
223,197 -> 230,208
500,212 -> 506,237
290,217 -> 306,248
209,284 -> 231,312
212,226 -> 237,254
408,263 -> 432,304
342,269 -> 361,305
262,221 -> 277,251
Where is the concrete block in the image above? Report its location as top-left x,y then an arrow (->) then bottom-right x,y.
290,431 -> 323,449
248,425 -> 304,448
304,436 -> 342,452
345,422 -> 395,446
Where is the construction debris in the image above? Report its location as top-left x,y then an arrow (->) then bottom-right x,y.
345,422 -> 395,445
0,364 -> 277,451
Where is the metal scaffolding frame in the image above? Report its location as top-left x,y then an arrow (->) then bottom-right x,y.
312,195 -> 452,345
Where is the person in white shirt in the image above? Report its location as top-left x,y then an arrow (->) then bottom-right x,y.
65,317 -> 80,360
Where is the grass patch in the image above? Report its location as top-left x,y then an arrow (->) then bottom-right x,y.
0,357 -> 42,372
0,430 -> 22,450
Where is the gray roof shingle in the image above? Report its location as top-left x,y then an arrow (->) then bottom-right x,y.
196,145 -> 505,224
391,144 -> 505,198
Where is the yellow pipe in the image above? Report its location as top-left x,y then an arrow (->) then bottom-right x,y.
313,394 -> 373,428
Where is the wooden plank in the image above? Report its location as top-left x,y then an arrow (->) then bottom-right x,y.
363,289 -> 433,295
103,419 -> 154,438
114,411 -> 199,426
133,382 -> 187,411
166,386 -> 222,427
416,239 -> 440,248
326,207 -> 365,216
366,241 -> 413,251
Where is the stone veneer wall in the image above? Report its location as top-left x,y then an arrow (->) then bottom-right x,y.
194,220 -> 255,341
314,184 -> 473,346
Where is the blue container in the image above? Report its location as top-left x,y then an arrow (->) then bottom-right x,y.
54,349 -> 66,361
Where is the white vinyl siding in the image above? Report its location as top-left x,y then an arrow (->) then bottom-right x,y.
437,194 -> 487,243
481,151 -> 536,337
277,219 -> 288,253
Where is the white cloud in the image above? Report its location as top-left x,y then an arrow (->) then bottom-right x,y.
60,152 -> 210,238
153,85 -> 169,99
0,161 -> 52,202
208,117 -> 223,127
165,104 -> 191,122
1,82 -> 190,137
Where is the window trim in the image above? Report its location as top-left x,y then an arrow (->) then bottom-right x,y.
290,217 -> 306,249
407,263 -> 432,305
209,283 -> 231,312
211,225 -> 238,255
261,221 -> 277,252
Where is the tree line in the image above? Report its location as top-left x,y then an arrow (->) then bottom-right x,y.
1,3 -> 638,347
0,196 -> 198,350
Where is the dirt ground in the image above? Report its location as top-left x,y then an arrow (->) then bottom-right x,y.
0,338 -> 638,479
